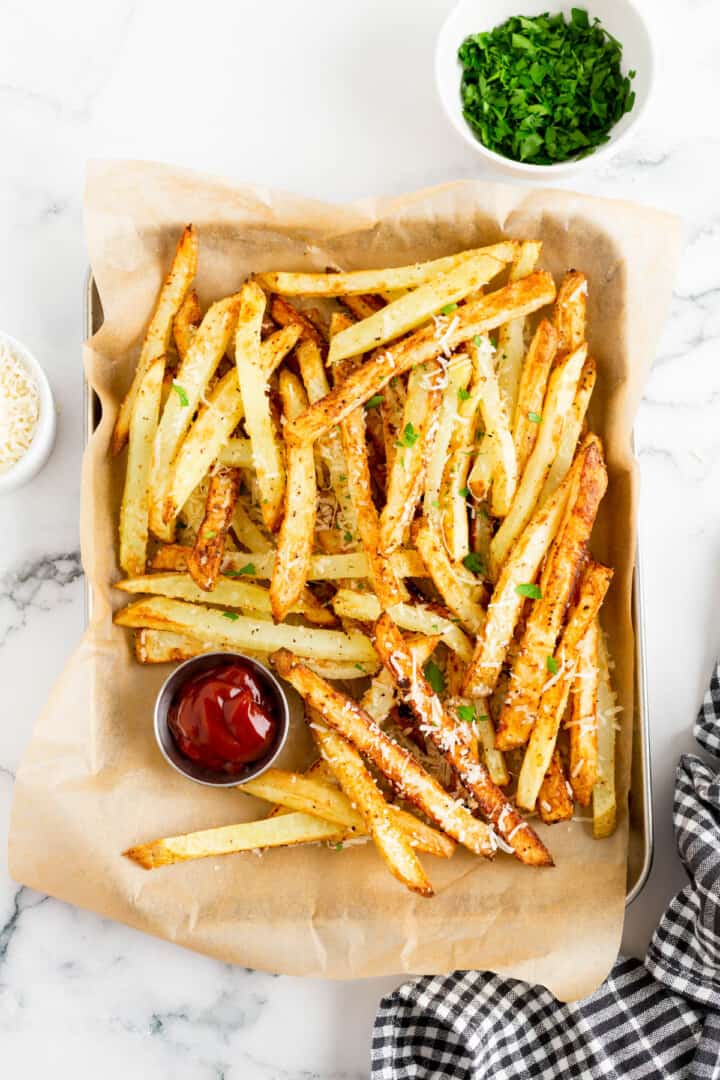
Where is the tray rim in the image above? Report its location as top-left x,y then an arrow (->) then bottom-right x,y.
82,269 -> 653,906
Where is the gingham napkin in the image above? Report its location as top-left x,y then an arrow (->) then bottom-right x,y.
372,664 -> 720,1079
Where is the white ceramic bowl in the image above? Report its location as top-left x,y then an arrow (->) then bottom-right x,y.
435,0 -> 654,177
0,331 -> 57,494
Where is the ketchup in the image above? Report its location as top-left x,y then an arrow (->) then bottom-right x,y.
168,660 -> 278,774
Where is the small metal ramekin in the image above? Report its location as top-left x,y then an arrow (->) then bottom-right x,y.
154,651 -> 290,787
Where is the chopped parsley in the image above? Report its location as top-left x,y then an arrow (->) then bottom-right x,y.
473,335 -> 484,347
365,394 -> 384,409
225,563 -> 256,577
396,422 -> 420,449
462,552 -> 485,574
458,704 -> 489,725
343,531 -> 354,543
458,387 -> 471,401
222,611 -> 240,621
516,583 -> 542,600
546,655 -> 559,675
423,659 -> 446,695
334,842 -> 344,851
172,382 -> 189,407
204,530 -> 217,540
528,411 -> 542,424
459,486 -> 470,498
440,302 -> 458,315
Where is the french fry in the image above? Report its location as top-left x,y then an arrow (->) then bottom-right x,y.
148,292 -> 242,539
538,751 -> 574,824
217,438 -> 253,468
286,272 -> 556,446
119,356 -> 165,575
271,650 -> 497,857
327,251 -> 508,365
489,343 -> 588,576
231,501 -> 273,553
243,763 -> 454,859
553,271 -> 587,355
539,356 -> 597,506
473,706 -> 509,787
360,634 -> 440,725
440,348 -> 485,562
112,225 -> 198,455
235,282 -> 286,531
258,243 -> 517,297
187,466 -> 242,591
270,371 -> 316,621
340,371 -> 408,609
424,353 -> 472,526
339,293 -> 386,321
116,571 -> 334,625
379,361 -> 443,555
268,295 -> 326,347
125,812 -> 347,869
414,520 -> 486,636
312,723 -> 434,895
514,563 -> 613,810
593,626 -> 618,838
379,373 -> 406,473
462,450 -> 580,699
173,288 -> 201,362
496,440 -> 609,750
259,324 -> 303,375
373,614 -> 552,866
150,544 -> 427,582
495,241 -> 542,419
114,596 -> 377,662
331,589 -> 474,661
568,618 -> 600,806
512,319 -> 558,475
467,335 -> 518,517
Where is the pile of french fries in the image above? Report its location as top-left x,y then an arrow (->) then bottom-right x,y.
115,227 -> 622,897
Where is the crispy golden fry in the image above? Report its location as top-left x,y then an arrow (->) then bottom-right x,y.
468,336 -> 518,517
187,466 -> 241,591
472,706 -> 509,787
269,295 -> 325,347
173,287 -> 201,362
327,252 -> 508,365
424,354 -> 472,527
414,520 -> 486,636
360,634 -> 440,724
379,361 -> 443,556
462,453 -> 579,699
496,439 -> 608,750
116,571 -> 334,624
259,324 -> 303,375
496,241 -> 541,419
379,373 -> 406,473
340,378 -> 408,609
312,723 -> 434,895
489,343 -> 588,576
119,356 -> 165,575
258,243 -> 516,297
125,811 -> 346,869
235,282 -> 286,532
112,225 -> 198,455
339,293 -> 385,322
440,348 -> 485,562
553,271 -> 587,355
567,618 -> 600,805
593,626 -> 618,838
515,563 -> 613,810
270,371 -> 316,621
149,292 -> 242,539
538,751 -> 574,824
540,356 -> 597,506
331,588 -> 473,661
115,596 -> 377,662
373,615 -> 551,866
271,650 -> 496,857
512,319 -> 558,476
150,544 -> 427,582
231,501 -> 273,553
286,272 -> 556,446
217,438 -> 253,468
243,764 -> 453,860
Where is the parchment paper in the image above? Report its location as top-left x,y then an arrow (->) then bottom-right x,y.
9,160 -> 681,1000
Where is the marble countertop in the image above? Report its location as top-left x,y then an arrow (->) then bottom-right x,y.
1,0 -> 718,1075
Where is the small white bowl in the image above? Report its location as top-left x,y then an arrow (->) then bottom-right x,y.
0,331 -> 57,494
435,0 -> 654,177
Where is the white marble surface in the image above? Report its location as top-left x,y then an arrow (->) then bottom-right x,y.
1,0 -> 718,1075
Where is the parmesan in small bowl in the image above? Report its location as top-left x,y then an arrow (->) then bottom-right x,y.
0,332 -> 56,493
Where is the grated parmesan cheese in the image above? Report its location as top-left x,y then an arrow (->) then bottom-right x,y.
0,341 -> 40,472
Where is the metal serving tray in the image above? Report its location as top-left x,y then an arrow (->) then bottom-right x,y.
83,272 -> 653,905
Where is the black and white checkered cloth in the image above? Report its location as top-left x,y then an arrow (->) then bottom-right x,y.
372,664 -> 720,1079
